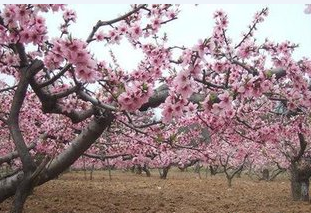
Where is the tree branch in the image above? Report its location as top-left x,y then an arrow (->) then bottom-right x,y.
0,143 -> 36,166
292,126 -> 307,163
83,153 -> 132,161
86,4 -> 146,43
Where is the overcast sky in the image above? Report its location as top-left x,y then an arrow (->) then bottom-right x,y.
1,4 -> 310,84
41,4 -> 311,71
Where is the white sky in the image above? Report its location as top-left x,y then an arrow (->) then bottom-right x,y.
41,4 -> 311,71
1,4 -> 311,84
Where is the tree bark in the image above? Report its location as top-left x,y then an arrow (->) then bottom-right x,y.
142,165 -> 151,177
7,61 -> 42,212
291,165 -> 303,201
301,179 -> 309,201
290,163 -> 311,201
209,165 -> 218,176
160,166 -> 170,179
262,169 -> 270,181
0,114 -> 114,204
227,177 -> 232,188
90,164 -> 95,180
11,173 -> 33,213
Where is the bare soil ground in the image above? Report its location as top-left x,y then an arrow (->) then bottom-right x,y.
1,169 -> 311,213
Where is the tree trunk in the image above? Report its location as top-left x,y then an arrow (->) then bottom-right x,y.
160,166 -> 170,179
210,165 -> 217,176
196,166 -> 202,179
262,169 -> 270,181
142,165 -> 151,177
106,159 -> 112,181
194,162 -> 201,173
135,165 -> 142,175
301,179 -> 309,201
227,177 -> 232,188
90,164 -> 95,180
0,116 -> 114,204
291,167 -> 303,201
290,164 -> 311,201
83,157 -> 87,180
11,173 -> 33,213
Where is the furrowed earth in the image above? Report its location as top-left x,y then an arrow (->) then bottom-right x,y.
1,169 -> 311,213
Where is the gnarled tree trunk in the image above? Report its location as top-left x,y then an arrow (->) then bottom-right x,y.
0,115 -> 114,210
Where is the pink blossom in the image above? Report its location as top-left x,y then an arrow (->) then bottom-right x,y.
166,9 -> 177,19
95,31 -> 105,41
117,22 -> 128,34
218,91 -> 232,110
108,29 -> 121,44
130,23 -> 143,40
186,102 -> 197,113
176,83 -> 193,99
175,71 -> 189,85
63,9 -> 77,22
76,66 -> 99,83
237,40 -> 255,59
151,18 -> 162,31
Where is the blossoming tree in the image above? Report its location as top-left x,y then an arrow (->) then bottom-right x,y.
1,4 -> 311,213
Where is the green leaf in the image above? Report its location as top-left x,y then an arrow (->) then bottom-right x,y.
142,83 -> 148,91
209,93 -> 218,102
169,133 -> 177,143
155,134 -> 164,143
266,70 -> 273,79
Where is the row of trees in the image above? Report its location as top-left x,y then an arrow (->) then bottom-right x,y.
1,4 -> 311,212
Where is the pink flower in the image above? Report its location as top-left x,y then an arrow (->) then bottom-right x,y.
108,29 -> 121,44
166,9 -> 176,19
225,108 -> 235,118
189,64 -> 202,79
2,5 -> 18,25
213,62 -> 226,73
213,10 -> 226,19
237,40 -> 255,59
237,85 -> 246,94
218,91 -> 232,110
211,103 -> 222,115
175,71 -> 189,85
118,92 -> 132,108
117,22 -> 128,35
187,103 -> 197,112
181,49 -> 193,66
63,9 -> 76,22
150,56 -> 162,67
76,66 -> 98,83
174,104 -> 183,117
151,18 -> 162,31
117,82 -> 153,112
130,23 -> 143,40
261,80 -> 271,92
95,31 -> 105,41
162,105 -> 174,123
177,83 -> 193,99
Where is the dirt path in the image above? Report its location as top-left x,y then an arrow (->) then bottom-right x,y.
1,170 -> 311,213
